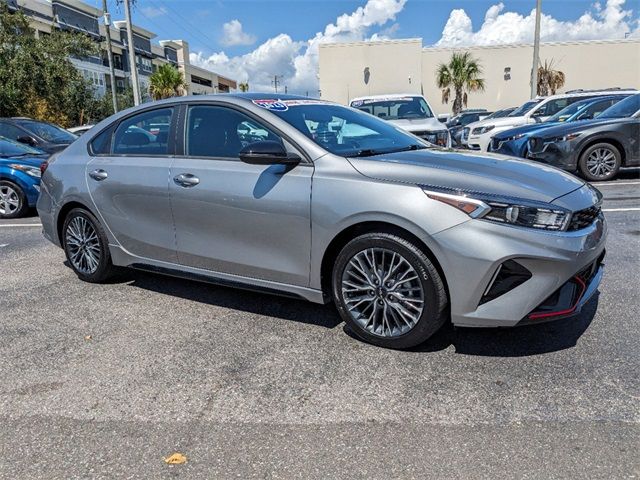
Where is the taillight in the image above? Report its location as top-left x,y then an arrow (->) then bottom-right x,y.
40,161 -> 49,175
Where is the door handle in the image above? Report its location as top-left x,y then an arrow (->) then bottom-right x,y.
173,173 -> 200,188
89,169 -> 108,181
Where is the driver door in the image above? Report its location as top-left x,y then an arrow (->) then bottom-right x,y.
169,104 -> 313,286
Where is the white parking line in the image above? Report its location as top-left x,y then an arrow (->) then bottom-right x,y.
0,224 -> 42,228
603,208 -> 640,212
592,181 -> 640,186
0,244 -> 8,248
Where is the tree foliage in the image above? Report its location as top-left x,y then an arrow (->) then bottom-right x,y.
436,52 -> 486,114
0,4 -> 103,127
149,64 -> 186,100
537,59 -> 566,96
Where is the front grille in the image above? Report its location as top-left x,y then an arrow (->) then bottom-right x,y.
491,138 -> 502,151
414,130 -> 448,146
568,205 -> 601,231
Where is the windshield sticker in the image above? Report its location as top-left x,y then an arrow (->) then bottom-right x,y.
350,100 -> 363,107
253,99 -> 289,111
282,99 -> 329,107
361,96 -> 415,104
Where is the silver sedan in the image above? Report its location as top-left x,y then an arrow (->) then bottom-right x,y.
37,94 -> 606,349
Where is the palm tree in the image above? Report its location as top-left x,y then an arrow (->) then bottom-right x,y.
239,82 -> 249,92
537,59 -> 565,96
436,52 -> 486,114
149,64 -> 186,101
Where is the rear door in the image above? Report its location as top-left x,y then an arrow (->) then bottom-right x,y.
169,103 -> 313,286
86,107 -> 178,262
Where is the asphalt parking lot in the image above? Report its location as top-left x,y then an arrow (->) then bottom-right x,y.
1,172 -> 639,479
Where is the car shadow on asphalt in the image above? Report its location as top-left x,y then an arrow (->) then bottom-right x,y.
411,294 -> 599,357
124,270 -> 342,329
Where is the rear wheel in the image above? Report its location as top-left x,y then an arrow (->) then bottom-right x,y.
578,143 -> 621,181
0,181 -> 28,219
332,233 -> 448,349
62,208 -> 115,283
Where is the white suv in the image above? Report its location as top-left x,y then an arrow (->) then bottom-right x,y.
350,94 -> 451,147
463,89 -> 637,151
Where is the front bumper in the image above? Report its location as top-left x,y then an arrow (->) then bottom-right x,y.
526,140 -> 579,171
430,214 -> 607,328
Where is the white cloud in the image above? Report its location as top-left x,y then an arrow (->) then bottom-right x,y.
140,6 -> 167,18
221,20 -> 257,47
190,0 -> 406,94
436,0 -> 639,47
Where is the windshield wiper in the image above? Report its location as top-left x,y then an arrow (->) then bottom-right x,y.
350,144 -> 427,158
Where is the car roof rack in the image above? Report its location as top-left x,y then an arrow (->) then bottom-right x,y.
565,87 -> 637,93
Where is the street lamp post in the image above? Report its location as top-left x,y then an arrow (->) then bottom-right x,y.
530,0 -> 542,99
123,0 -> 141,105
102,0 -> 118,113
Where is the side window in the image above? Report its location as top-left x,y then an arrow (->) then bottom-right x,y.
0,122 -> 26,142
186,105 -> 282,158
89,126 -> 114,155
113,108 -> 173,155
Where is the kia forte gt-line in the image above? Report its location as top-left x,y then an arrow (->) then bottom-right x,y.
37,94 -> 607,349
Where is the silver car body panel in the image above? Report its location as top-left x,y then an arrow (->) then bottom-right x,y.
37,94 -> 607,327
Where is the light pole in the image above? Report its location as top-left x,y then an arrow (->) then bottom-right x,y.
102,0 -> 118,113
123,0 -> 141,105
530,0 -> 542,99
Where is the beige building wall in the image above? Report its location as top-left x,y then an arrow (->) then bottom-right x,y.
319,39 -> 423,105
319,38 -> 640,114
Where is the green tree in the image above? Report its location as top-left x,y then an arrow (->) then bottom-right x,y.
436,52 -> 486,114
0,3 -> 98,127
149,64 -> 186,100
239,82 -> 249,92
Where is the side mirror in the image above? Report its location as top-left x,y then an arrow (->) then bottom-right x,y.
239,140 -> 300,166
17,135 -> 37,146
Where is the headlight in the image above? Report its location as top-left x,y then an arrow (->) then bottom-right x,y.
423,187 -> 571,231
472,125 -> 495,135
505,133 -> 525,141
9,164 -> 41,178
548,132 -> 581,143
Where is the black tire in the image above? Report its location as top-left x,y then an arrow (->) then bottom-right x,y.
62,208 -> 116,283
0,180 -> 29,219
578,142 -> 621,182
332,233 -> 448,349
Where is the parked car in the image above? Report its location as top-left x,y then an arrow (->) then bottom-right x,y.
0,136 -> 48,218
489,95 -> 627,157
446,109 -> 489,147
68,125 -> 95,135
460,101 -> 540,148
38,94 -> 606,349
526,93 -> 640,181
482,107 -> 517,120
464,89 -> 636,151
0,117 -> 77,154
350,94 -> 451,147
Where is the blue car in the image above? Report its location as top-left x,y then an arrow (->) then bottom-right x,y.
488,95 -> 628,157
0,136 -> 48,218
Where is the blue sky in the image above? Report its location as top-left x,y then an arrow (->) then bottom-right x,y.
104,0 -> 639,92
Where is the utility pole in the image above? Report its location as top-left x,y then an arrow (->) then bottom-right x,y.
530,0 -> 542,99
272,75 -> 281,93
123,0 -> 141,105
102,0 -> 118,113
284,85 -> 288,94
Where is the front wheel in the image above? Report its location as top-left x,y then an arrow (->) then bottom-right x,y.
62,208 -> 116,283
0,181 -> 28,219
332,233 -> 448,349
578,143 -> 621,181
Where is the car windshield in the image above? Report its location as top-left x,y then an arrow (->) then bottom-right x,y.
0,136 -> 44,157
509,100 -> 541,117
547,101 -> 590,122
487,108 -> 515,119
263,100 -> 428,157
598,94 -> 640,119
17,120 -> 77,144
351,96 -> 434,120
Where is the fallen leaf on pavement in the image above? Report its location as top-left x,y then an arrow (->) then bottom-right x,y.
163,453 -> 187,465
84,335 -> 92,341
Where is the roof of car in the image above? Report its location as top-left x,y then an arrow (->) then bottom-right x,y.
226,93 -> 319,102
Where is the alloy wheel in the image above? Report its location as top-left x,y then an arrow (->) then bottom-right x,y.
0,185 -> 21,215
65,216 -> 101,275
586,147 -> 617,178
341,247 -> 425,338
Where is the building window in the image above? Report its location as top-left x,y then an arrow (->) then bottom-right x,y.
191,75 -> 212,87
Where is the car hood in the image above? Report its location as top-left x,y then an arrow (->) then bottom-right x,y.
387,118 -> 447,132
468,116 -> 527,131
493,122 -> 561,139
530,117 -> 635,139
347,148 -> 585,203
0,155 -> 46,168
